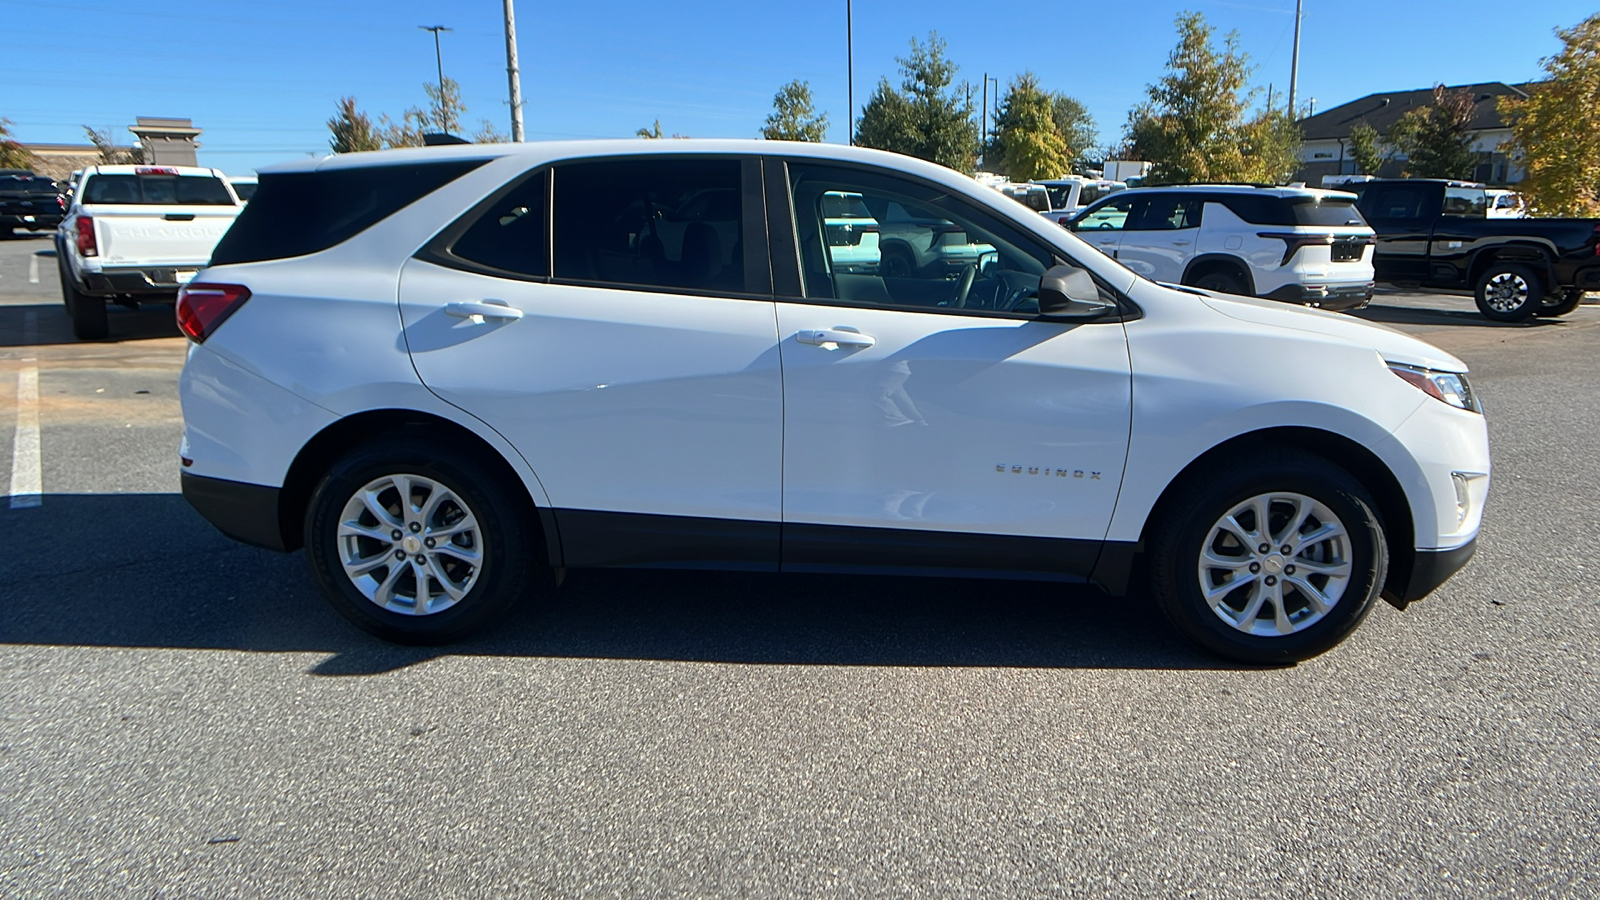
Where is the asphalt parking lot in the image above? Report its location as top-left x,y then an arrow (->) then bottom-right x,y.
1,231 -> 1596,897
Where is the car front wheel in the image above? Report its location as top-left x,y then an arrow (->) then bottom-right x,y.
304,437 -> 536,643
1148,451 -> 1388,664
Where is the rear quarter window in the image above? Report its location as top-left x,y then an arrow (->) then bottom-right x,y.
209,160 -> 486,266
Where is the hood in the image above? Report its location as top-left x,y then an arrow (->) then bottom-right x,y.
1196,291 -> 1467,372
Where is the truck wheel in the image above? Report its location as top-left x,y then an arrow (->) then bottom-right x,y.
1536,287 -> 1584,318
1474,263 -> 1542,322
58,257 -> 109,339
1147,449 -> 1387,664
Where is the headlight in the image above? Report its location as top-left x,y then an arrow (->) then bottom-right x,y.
1387,362 -> 1482,413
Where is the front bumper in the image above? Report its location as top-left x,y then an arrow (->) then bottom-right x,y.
1384,537 -> 1477,607
182,471 -> 288,551
1262,281 -> 1375,311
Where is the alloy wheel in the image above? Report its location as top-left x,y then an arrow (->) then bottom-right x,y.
1483,271 -> 1530,313
1196,491 -> 1353,637
336,473 -> 485,615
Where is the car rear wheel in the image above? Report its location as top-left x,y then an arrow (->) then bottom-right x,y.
1148,450 -> 1388,664
1474,263 -> 1542,322
59,259 -> 108,340
1191,268 -> 1247,296
304,437 -> 536,644
1536,287 -> 1584,318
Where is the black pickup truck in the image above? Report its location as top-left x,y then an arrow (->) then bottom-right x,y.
1347,179 -> 1600,322
0,169 -> 64,237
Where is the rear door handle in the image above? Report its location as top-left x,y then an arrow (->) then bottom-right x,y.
796,327 -> 875,348
445,299 -> 523,321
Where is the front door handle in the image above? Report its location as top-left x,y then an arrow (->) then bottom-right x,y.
445,299 -> 523,321
796,327 -> 875,349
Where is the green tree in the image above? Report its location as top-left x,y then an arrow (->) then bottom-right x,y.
636,119 -> 665,139
1237,109 -> 1303,184
472,120 -> 510,143
420,77 -> 466,136
854,33 -> 978,173
83,125 -> 142,164
990,72 -> 1071,181
1501,12 -> 1600,215
761,80 -> 829,142
1388,85 -> 1477,179
1121,11 -> 1263,184
1347,121 -> 1384,175
0,118 -> 37,170
1049,94 -> 1098,167
327,97 -> 383,153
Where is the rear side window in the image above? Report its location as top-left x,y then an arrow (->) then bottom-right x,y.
550,157 -> 746,294
437,169 -> 549,278
84,174 -> 234,205
1219,194 -> 1367,227
210,160 -> 486,266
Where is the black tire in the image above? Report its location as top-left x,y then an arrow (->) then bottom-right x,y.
304,436 -> 538,644
1473,262 -> 1542,322
60,260 -> 108,340
1191,268 -> 1247,296
1147,449 -> 1388,664
881,245 -> 915,278
1536,286 -> 1584,318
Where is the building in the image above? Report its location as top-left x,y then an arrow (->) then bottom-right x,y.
1294,82 -> 1532,185
17,143 -> 110,182
129,117 -> 202,166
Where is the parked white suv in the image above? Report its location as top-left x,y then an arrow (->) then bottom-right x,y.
1066,185 -> 1377,310
177,141 -> 1488,663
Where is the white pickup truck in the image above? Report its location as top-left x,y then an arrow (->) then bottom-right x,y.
56,164 -> 242,339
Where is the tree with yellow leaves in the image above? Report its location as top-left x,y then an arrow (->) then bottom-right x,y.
1501,13 -> 1600,216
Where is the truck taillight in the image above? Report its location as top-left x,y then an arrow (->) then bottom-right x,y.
176,283 -> 251,343
56,195 -> 66,211
75,216 -> 97,257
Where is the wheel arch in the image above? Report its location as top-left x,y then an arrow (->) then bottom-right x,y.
1468,242 -> 1556,290
276,409 -> 559,567
1135,425 -> 1417,608
1181,253 -> 1257,296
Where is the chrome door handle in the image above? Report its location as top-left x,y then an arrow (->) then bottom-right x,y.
796,327 -> 875,348
445,299 -> 523,320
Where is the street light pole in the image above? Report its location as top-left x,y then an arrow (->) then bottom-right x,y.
418,24 -> 454,134
502,0 -> 524,141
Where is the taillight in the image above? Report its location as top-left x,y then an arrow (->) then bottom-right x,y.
75,216 -> 97,257
1258,231 -> 1336,267
56,195 -> 66,211
176,283 -> 251,342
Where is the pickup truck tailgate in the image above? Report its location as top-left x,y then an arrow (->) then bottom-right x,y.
87,205 -> 240,266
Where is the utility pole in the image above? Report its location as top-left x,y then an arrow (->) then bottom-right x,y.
418,25 -> 454,134
846,0 -> 853,145
502,0 -> 524,141
981,72 -> 988,166
1287,0 -> 1302,120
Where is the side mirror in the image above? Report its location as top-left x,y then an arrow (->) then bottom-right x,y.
1038,264 -> 1115,319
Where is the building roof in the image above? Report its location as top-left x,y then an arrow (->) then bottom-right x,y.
1297,82 -> 1535,141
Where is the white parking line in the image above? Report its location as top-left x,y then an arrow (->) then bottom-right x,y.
28,252 -> 40,284
9,312 -> 41,509
10,366 -> 41,508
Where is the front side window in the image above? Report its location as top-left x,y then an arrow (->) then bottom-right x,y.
787,162 -> 1056,315
1074,196 -> 1134,231
551,157 -> 745,294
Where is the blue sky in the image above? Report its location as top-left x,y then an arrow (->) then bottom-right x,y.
4,0 -> 1593,176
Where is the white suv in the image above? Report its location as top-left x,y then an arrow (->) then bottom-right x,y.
177,141 -> 1489,663
1066,185 -> 1377,310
